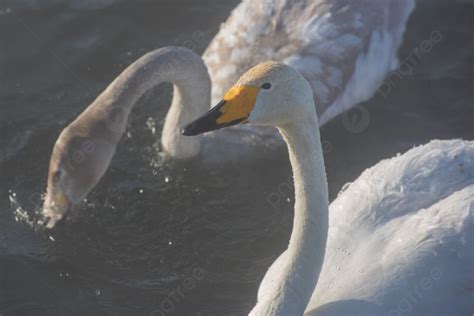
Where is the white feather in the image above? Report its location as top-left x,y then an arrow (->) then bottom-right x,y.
204,0 -> 416,125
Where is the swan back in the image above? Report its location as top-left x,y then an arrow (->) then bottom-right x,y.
204,0 -> 415,124
307,139 -> 474,315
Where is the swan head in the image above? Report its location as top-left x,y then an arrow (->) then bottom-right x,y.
42,125 -> 115,228
182,61 -> 315,135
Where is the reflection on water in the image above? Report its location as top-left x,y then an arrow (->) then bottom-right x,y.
1,1 -> 473,315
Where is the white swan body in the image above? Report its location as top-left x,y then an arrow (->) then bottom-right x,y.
204,0 -> 416,125
182,62 -> 474,315
266,139 -> 474,315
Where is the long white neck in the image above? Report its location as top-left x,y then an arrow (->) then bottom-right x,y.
85,47 -> 210,159
254,114 -> 329,315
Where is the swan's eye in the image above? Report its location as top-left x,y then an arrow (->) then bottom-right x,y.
53,170 -> 62,182
261,83 -> 272,90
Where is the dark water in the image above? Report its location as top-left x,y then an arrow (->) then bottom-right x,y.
1,1 -> 473,315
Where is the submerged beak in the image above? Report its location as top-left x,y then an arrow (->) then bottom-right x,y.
42,189 -> 70,228
182,85 -> 259,136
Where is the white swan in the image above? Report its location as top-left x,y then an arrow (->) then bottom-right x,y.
204,0 -> 416,125
42,47 -> 281,228
182,61 -> 474,315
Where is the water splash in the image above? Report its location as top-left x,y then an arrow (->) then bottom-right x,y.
146,117 -> 157,135
8,190 -> 45,230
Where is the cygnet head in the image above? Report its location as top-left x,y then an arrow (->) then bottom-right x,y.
182,61 -> 315,134
43,123 -> 116,228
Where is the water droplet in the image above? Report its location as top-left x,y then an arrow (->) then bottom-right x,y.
337,247 -> 342,251
146,117 -> 156,135
139,189 -> 144,194
95,289 -> 101,296
168,241 -> 173,246
164,176 -> 171,183
286,198 -> 291,203
336,266 -> 341,270
49,236 -> 55,242
345,251 -> 350,255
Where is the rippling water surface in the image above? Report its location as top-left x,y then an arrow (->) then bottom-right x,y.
1,1 -> 473,315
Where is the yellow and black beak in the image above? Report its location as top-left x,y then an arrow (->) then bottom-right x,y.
182,85 -> 259,136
